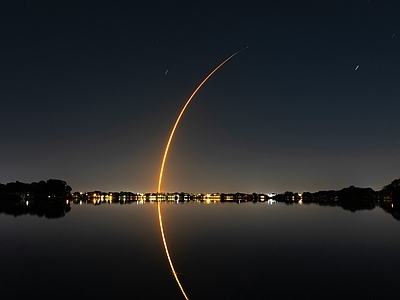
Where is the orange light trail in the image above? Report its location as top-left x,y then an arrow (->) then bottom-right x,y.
157,201 -> 189,300
157,47 -> 248,193
157,47 -> 247,300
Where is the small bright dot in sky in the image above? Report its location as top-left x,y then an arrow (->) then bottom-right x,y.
355,65 -> 359,70
165,70 -> 168,74
391,33 -> 396,38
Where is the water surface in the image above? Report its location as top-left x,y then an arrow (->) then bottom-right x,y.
1,202 -> 399,299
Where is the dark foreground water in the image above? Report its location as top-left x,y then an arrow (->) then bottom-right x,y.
1,202 -> 399,300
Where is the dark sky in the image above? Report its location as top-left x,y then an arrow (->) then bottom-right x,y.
1,0 -> 399,193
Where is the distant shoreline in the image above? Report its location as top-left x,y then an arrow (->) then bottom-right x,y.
1,178 -> 399,221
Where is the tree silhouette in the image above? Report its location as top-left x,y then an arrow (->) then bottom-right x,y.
382,178 -> 400,201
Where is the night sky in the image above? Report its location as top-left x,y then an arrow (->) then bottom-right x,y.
1,0 -> 399,193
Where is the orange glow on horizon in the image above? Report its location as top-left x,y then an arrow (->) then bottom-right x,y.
156,48 -> 247,300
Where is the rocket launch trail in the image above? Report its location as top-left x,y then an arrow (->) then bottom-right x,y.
156,48 -> 247,299
157,47 -> 248,193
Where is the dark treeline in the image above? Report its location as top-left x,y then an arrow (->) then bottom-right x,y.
1,178 -> 400,220
0,179 -> 72,200
274,178 -> 400,203
0,179 -> 72,219
273,178 -> 400,220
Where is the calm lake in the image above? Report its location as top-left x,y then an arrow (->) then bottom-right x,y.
1,201 -> 399,299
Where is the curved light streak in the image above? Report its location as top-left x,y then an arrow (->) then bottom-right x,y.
157,47 -> 248,193
157,201 -> 189,299
156,48 -> 247,300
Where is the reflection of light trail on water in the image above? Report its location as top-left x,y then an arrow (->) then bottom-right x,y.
157,47 -> 247,299
157,202 -> 189,299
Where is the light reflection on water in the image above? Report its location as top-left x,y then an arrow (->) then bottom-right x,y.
1,202 -> 399,299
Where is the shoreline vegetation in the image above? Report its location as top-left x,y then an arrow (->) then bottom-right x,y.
0,179 -> 72,219
1,178 -> 399,220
